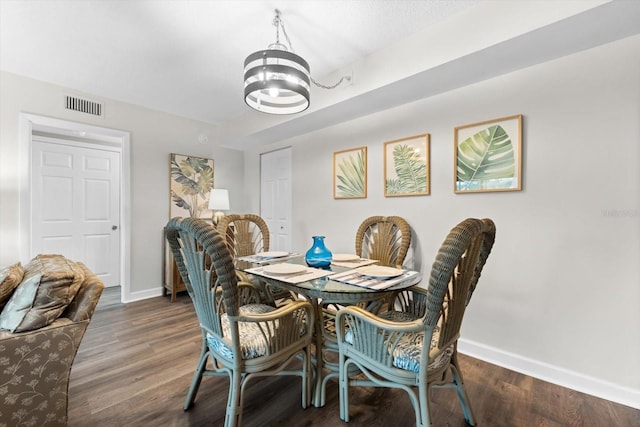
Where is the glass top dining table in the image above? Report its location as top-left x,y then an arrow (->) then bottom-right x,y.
235,255 -> 421,301
235,253 -> 422,407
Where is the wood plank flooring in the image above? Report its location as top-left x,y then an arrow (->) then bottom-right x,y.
68,287 -> 639,426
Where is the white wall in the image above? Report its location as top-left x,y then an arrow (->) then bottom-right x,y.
244,36 -> 640,405
0,71 -> 245,299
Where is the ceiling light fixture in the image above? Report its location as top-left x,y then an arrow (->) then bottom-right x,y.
244,9 -> 350,115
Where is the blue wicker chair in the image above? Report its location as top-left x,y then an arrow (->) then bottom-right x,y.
165,217 -> 314,427
336,218 -> 496,426
317,215 -> 413,406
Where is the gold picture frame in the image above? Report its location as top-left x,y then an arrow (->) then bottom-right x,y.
454,114 -> 523,193
169,153 -> 214,218
333,146 -> 367,199
384,134 -> 430,197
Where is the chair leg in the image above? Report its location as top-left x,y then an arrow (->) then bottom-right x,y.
225,370 -> 243,427
417,383 -> 432,427
184,341 -> 209,410
450,355 -> 476,426
303,346 -> 313,408
338,356 -> 350,422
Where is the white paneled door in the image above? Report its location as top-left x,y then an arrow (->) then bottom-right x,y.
31,137 -> 121,287
260,147 -> 292,252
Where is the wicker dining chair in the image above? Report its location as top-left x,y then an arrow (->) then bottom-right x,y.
165,217 -> 314,427
217,213 -> 270,258
217,213 -> 294,305
316,215 -> 412,405
355,215 -> 412,268
336,218 -> 496,427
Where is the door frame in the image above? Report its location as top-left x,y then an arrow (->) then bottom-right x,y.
19,113 -> 131,303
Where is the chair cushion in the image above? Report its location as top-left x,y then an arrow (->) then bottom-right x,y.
207,303 -> 278,360
0,255 -> 85,333
345,310 -> 453,373
0,262 -> 24,310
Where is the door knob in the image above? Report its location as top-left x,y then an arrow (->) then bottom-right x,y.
112,225 -> 118,230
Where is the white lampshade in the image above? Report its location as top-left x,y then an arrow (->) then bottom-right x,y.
208,189 -> 230,211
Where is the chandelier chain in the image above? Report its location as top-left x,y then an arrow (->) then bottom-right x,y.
311,76 -> 351,89
273,9 -> 283,46
274,9 -> 351,90
276,11 -> 294,52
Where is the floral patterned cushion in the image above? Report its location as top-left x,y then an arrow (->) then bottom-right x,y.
207,304 -> 277,360
0,255 -> 85,333
345,310 -> 453,373
0,262 -> 24,311
0,318 -> 88,426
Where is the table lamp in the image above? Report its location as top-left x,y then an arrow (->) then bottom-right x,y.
208,189 -> 230,225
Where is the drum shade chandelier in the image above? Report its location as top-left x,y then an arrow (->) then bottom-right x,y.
244,9 -> 311,115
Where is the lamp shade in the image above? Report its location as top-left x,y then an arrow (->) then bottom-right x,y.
208,189 -> 230,211
244,49 -> 310,115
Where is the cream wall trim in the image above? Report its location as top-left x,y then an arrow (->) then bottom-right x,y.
458,338 -> 640,410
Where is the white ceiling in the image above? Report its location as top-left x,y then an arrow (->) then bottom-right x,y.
2,0 -> 640,150
0,0 -> 478,122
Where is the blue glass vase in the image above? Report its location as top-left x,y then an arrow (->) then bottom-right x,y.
305,236 -> 332,268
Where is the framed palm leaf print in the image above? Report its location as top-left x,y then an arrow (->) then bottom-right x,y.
384,134 -> 430,197
333,146 -> 367,199
454,114 -> 522,193
169,153 -> 214,218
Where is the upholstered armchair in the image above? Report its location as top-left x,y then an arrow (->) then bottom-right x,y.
0,256 -> 104,426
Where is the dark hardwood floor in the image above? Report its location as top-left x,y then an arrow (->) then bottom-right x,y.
68,287 -> 639,426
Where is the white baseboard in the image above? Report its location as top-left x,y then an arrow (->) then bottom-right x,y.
458,338 -> 640,410
122,287 -> 164,303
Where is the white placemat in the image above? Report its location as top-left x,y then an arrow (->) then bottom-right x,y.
245,265 -> 334,284
330,258 -> 378,268
328,269 -> 420,290
237,253 -> 303,265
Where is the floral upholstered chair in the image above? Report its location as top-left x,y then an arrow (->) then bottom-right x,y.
0,255 -> 104,426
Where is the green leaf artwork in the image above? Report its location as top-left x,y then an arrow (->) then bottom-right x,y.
385,141 -> 428,196
335,148 -> 366,198
170,154 -> 214,218
456,123 -> 517,191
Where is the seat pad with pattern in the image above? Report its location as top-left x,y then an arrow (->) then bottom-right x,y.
344,310 -> 453,372
207,304 -> 276,360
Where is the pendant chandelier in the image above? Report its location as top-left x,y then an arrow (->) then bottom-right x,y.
244,10 -> 311,115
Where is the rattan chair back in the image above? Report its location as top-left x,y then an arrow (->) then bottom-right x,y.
217,213 -> 270,257
355,215 -> 411,267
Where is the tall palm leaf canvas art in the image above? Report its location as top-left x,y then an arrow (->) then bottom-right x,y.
454,115 -> 522,193
169,153 -> 214,218
334,146 -> 367,199
384,134 -> 430,197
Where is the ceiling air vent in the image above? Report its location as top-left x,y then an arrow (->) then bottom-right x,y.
63,95 -> 103,117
